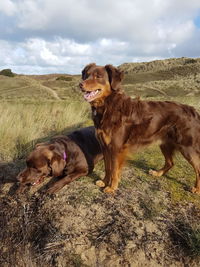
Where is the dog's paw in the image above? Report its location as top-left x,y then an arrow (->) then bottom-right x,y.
96,180 -> 105,188
103,186 -> 115,194
191,187 -> 200,194
149,169 -> 163,177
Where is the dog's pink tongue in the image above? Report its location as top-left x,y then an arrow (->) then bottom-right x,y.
84,92 -> 92,101
84,90 -> 99,101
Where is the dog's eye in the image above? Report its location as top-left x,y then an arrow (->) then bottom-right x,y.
96,74 -> 102,79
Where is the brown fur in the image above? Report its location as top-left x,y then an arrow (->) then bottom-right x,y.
80,63 -> 200,194
17,127 -> 102,194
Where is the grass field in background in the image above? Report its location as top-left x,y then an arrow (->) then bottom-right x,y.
0,101 -> 89,161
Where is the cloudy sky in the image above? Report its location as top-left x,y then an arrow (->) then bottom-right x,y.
0,0 -> 200,74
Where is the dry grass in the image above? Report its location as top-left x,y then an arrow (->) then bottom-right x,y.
0,74 -> 82,100
0,101 -> 89,161
168,212 -> 200,261
120,57 -> 200,74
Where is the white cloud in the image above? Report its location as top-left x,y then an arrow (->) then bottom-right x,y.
156,20 -> 195,44
0,0 -> 16,16
0,38 -> 138,74
17,0 -> 49,30
14,0 -> 200,41
0,0 -> 200,73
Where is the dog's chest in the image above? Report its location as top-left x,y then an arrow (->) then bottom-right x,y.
92,108 -> 112,146
92,107 -> 103,128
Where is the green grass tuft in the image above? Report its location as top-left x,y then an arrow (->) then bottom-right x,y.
169,216 -> 200,259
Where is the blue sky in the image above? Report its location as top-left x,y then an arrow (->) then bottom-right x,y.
194,15 -> 200,27
0,0 -> 200,74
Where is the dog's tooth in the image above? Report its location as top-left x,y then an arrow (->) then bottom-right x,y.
84,90 -> 99,101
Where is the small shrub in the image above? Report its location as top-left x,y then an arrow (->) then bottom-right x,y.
0,69 -> 15,77
184,58 -> 197,65
169,219 -> 200,259
56,76 -> 72,81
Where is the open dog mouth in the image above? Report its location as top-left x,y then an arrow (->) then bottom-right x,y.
17,176 -> 45,192
17,177 -> 45,192
83,89 -> 101,102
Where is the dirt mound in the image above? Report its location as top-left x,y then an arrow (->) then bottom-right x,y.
1,163 -> 200,267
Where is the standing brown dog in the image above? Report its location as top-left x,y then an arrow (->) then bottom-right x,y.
80,63 -> 200,194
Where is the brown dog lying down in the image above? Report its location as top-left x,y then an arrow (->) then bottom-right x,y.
80,63 -> 200,194
17,126 -> 102,194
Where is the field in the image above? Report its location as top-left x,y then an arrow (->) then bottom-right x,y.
0,57 -> 200,266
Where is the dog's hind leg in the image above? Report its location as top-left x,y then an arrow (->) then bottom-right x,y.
149,143 -> 175,177
192,169 -> 200,194
179,147 -> 200,194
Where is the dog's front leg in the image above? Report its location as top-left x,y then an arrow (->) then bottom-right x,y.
96,146 -> 113,188
96,146 -> 128,194
103,153 -> 119,194
47,169 -> 88,194
96,147 -> 121,194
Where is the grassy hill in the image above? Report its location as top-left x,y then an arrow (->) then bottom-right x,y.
0,74 -> 82,101
0,58 -> 200,266
120,57 -> 200,108
0,57 -> 200,104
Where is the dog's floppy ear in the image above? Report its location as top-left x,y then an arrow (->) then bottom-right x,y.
82,63 -> 96,80
105,64 -> 124,90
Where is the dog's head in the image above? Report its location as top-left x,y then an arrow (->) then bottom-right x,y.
17,142 -> 66,189
79,64 -> 124,103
